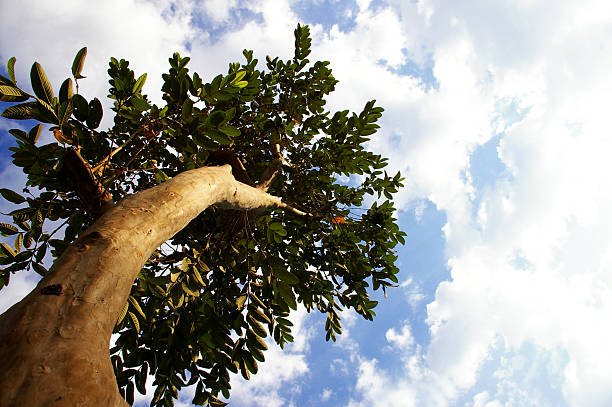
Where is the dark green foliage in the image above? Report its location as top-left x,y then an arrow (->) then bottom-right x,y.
0,24 -> 405,406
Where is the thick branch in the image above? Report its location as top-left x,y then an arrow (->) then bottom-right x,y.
257,144 -> 292,191
0,164 -> 305,406
207,150 -> 254,186
62,148 -> 113,219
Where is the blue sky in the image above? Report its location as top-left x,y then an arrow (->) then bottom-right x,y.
2,0 -> 612,406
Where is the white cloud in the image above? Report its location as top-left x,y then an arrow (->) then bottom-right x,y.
321,387 -> 333,401
385,323 -> 414,350
199,0 -> 239,23
327,0 -> 612,406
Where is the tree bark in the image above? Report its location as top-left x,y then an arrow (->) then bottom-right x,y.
0,165 -> 295,406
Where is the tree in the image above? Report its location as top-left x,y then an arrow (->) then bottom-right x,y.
0,24 -> 404,406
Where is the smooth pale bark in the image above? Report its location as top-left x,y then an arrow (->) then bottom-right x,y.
0,165 -> 294,406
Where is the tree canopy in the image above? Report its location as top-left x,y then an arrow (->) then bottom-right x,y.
0,24 -> 404,406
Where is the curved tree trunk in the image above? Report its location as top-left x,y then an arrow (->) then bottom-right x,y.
0,165 -> 293,406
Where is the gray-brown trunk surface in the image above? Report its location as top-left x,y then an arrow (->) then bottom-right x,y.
0,165 -> 288,406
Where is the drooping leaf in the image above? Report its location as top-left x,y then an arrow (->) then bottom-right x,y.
128,296 -> 146,319
246,314 -> 267,338
32,263 -> 47,276
30,62 -> 54,104
1,102 -> 37,120
2,101 -> 57,123
8,129 -> 28,143
116,301 -> 129,326
128,311 -> 140,332
14,234 -> 22,252
0,85 -> 28,102
0,188 -> 26,204
0,223 -> 18,235
72,47 -> 87,79
0,243 -> 16,258
269,257 -> 299,284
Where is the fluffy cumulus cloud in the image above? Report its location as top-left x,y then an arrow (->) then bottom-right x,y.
2,0 -> 612,406
336,0 -> 612,406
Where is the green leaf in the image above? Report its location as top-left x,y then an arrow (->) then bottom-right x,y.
131,96 -> 150,111
233,81 -> 248,88
0,188 -> 26,204
2,102 -> 36,120
59,78 -> 74,103
125,381 -> 134,405
239,360 -> 250,380
182,98 -> 193,120
235,294 -> 247,310
209,110 -> 226,126
243,352 -> 258,374
72,94 -> 88,121
72,47 -> 87,79
58,99 -> 74,125
276,317 -> 293,327
128,311 -> 140,332
269,257 -> 298,284
247,314 -> 267,337
249,292 -> 266,309
192,382 -> 208,405
154,170 -> 169,184
23,233 -> 33,249
181,280 -> 199,297
29,124 -> 42,144
86,97 -> 103,129
0,243 -> 15,258
276,281 -> 297,310
192,267 -> 206,287
136,363 -> 148,395
30,62 -> 53,104
14,233 -> 22,252
246,330 -> 268,350
231,70 -> 246,84
2,101 -> 57,123
0,223 -> 18,235
218,125 -> 240,138
8,129 -> 28,143
205,130 -> 232,145
7,57 -> 16,84
32,263 -> 47,276
249,307 -> 271,324
132,73 -> 147,94
36,99 -> 58,123
128,296 -> 146,319
0,85 -> 28,102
